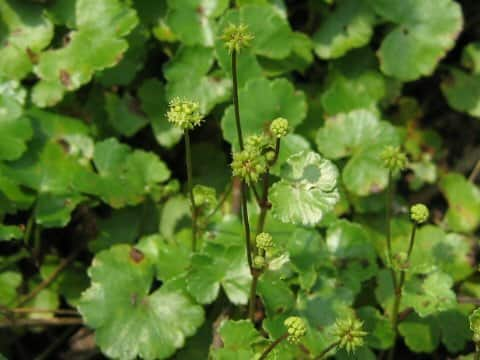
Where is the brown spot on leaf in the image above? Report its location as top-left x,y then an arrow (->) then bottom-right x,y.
131,293 -> 138,305
57,138 -> 70,153
130,248 -> 145,263
60,69 -> 71,87
26,47 -> 38,64
196,6 -> 204,15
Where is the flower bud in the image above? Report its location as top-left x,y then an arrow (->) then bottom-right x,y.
333,316 -> 367,354
256,232 -> 273,251
410,203 -> 429,224
221,23 -> 254,53
254,255 -> 265,269
380,145 -> 407,173
284,316 -> 307,344
270,117 -> 289,138
166,97 -> 203,130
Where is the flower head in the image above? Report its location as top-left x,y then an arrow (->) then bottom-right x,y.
256,232 -> 273,251
333,316 -> 367,354
166,97 -> 203,130
410,203 -> 429,224
231,148 -> 266,184
380,145 -> 407,173
284,316 -> 307,344
270,117 -> 289,138
471,309 -> 480,343
221,23 -> 254,53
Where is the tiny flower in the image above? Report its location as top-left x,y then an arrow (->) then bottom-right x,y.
270,117 -> 289,138
166,97 -> 203,130
284,316 -> 307,344
256,232 -> 273,251
410,203 -> 429,224
333,316 -> 367,354
254,255 -> 265,269
245,134 -> 269,151
231,148 -> 266,184
380,145 -> 408,173
221,23 -> 254,53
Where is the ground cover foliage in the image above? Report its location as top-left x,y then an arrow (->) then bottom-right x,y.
1,0 -> 480,359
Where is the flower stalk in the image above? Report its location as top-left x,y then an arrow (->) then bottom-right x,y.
184,130 -> 197,251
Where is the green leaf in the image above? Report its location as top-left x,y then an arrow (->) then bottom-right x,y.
326,220 -> 378,294
33,0 -> 138,106
357,306 -> 394,350
166,0 -> 228,46
313,0 -> 376,59
0,79 -> 32,161
398,313 -> 440,353
138,78 -> 183,148
438,310 -> 471,353
91,138 -> 171,208
104,92 -> 148,137
34,193 -> 85,228
367,0 -> 463,81
403,272 -> 457,317
164,45 -> 214,83
187,242 -> 250,305
0,271 -> 21,306
442,68 -> 480,118
257,271 -> 295,317
320,49 -> 390,115
316,109 -> 401,195
270,150 -> 339,226
211,320 -> 263,360
0,224 -> 23,241
215,4 -> 294,85
0,0 -> 54,79
439,173 -> 480,232
462,42 -> 480,74
78,244 -> 204,360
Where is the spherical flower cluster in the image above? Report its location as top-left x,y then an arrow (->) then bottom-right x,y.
284,316 -> 307,344
231,148 -> 266,184
333,317 -> 367,354
245,134 -> 269,151
256,232 -> 273,251
470,309 -> 480,343
380,145 -> 408,173
221,23 -> 254,53
410,203 -> 429,224
254,255 -> 265,269
166,97 -> 203,130
270,118 -> 289,138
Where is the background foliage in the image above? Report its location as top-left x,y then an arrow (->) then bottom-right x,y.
1,0 -> 480,359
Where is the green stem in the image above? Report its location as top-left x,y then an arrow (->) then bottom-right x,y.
241,181 -> 253,271
231,50 -> 244,151
388,223 -> 417,360
204,181 -> 233,222
23,215 -> 34,246
475,345 -> 480,360
258,333 -> 288,360
386,170 -> 398,291
248,270 -> 259,322
185,131 -> 197,252
315,340 -> 341,359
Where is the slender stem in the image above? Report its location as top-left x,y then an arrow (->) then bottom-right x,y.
259,333 -> 288,360
315,340 -> 340,359
0,317 -> 83,328
475,345 -> 480,360
9,308 -> 79,316
35,326 -> 79,360
231,50 -> 244,150
250,182 -> 263,207
241,181 -> 253,271
248,270 -> 259,322
23,215 -> 34,245
469,159 -> 480,183
185,130 -> 197,251
385,171 -> 398,292
15,246 -> 83,307
388,223 -> 417,360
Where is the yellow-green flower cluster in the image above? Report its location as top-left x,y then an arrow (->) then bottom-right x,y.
333,317 -> 367,354
284,316 -> 307,344
256,232 -> 273,251
410,203 -> 429,224
166,97 -> 203,130
221,23 -> 254,53
231,148 -> 266,184
470,309 -> 480,344
270,117 -> 289,138
380,145 -> 408,173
